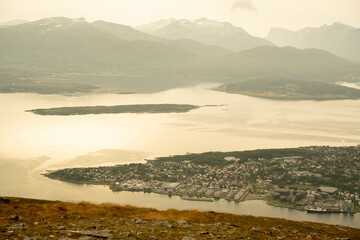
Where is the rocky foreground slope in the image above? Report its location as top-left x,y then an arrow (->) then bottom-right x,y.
0,197 -> 359,239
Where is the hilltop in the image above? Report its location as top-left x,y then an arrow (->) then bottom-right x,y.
1,197 -> 360,239
137,17 -> 273,51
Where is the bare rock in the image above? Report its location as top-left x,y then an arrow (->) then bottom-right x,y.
0,197 -> 10,203
182,237 -> 196,240
7,223 -> 28,230
8,215 -> 23,221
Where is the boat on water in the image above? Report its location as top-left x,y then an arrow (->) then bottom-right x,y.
181,196 -> 214,202
306,208 -> 354,214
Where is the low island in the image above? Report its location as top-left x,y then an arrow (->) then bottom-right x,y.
27,104 -> 200,116
213,79 -> 360,100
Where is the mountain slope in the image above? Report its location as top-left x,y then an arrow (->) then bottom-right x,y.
0,17 -> 196,73
0,17 -> 234,92
92,20 -> 164,42
166,39 -> 232,59
206,46 -> 360,80
91,21 -> 231,59
0,17 -> 359,93
137,18 -> 274,51
1,197 -> 360,239
0,19 -> 28,27
267,22 -> 360,62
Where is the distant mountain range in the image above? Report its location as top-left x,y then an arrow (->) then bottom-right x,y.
0,17 -> 194,72
205,46 -> 359,80
93,20 -> 164,42
267,22 -> 360,62
137,18 -> 274,51
0,17 -> 359,92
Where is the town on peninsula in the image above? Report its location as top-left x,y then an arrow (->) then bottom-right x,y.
45,146 -> 360,214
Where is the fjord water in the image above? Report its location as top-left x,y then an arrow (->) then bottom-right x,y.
1,84 -> 360,228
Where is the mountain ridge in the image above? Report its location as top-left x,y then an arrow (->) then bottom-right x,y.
0,19 -> 28,27
0,17 -> 359,93
203,45 -> 360,80
137,17 -> 274,51
267,22 -> 360,62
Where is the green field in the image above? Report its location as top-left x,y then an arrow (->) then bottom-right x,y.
265,196 -> 296,208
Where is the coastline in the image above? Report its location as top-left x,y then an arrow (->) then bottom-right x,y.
43,175 -> 359,214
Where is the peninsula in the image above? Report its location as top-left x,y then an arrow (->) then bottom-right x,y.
27,104 -> 200,116
45,146 -> 360,213
213,79 -> 360,100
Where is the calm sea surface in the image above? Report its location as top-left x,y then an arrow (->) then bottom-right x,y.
1,84 -> 360,228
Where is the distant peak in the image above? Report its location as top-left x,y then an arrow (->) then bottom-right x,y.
40,17 -> 87,23
155,18 -> 177,24
321,21 -> 353,29
137,17 -> 247,36
194,17 -> 233,26
333,21 -> 347,26
195,17 -> 210,22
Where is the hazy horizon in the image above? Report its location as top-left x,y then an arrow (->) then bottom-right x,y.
1,0 -> 359,37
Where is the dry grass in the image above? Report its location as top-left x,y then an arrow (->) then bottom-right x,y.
1,197 -> 360,239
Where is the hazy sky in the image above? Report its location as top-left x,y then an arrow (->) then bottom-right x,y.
0,0 -> 359,37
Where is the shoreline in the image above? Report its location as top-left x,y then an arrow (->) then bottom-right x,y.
44,176 -> 359,214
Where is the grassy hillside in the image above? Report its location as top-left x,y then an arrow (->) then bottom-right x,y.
1,197 -> 359,239
214,79 -> 360,100
207,46 -> 360,80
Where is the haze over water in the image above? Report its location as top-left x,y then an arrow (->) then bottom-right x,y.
1,84 -> 360,228
1,84 -> 360,161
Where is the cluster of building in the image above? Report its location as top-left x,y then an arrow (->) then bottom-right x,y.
110,179 -> 249,202
269,186 -> 355,213
45,146 -> 360,210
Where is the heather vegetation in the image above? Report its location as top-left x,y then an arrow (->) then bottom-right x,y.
1,197 -> 360,239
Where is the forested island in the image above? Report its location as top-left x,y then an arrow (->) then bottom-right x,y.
213,79 -> 360,100
27,104 -> 200,116
45,146 -> 360,213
